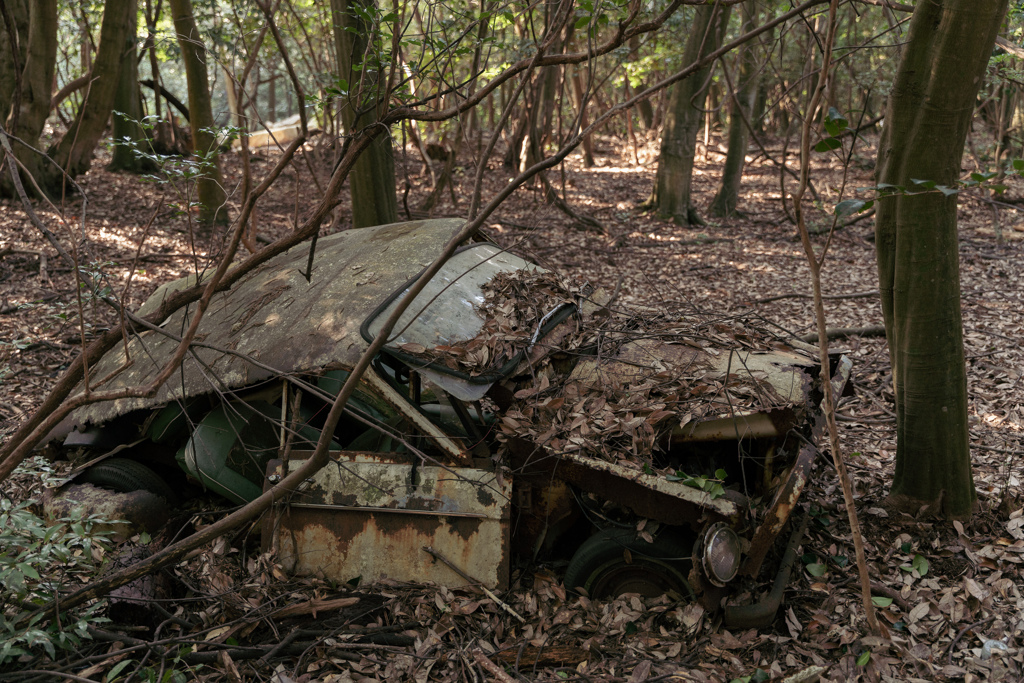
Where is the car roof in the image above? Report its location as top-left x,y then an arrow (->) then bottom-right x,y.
67,219 -> 466,429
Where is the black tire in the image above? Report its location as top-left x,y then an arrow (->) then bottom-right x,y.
79,458 -> 177,503
564,527 -> 694,599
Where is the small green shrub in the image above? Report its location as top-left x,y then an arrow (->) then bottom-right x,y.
0,458 -> 115,665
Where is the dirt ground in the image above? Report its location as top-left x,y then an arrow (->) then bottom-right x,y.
2,126 -> 1024,682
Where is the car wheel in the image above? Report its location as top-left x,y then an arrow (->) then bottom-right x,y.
564,527 -> 694,599
79,458 -> 177,503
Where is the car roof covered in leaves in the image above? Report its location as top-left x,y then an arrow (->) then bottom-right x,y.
66,219 -> 466,428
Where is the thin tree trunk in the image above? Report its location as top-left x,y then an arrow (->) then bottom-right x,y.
650,4 -> 730,224
45,0 -> 133,192
875,0 -> 1008,519
331,0 -> 398,229
0,0 -> 29,126
1,0 -> 55,196
168,0 -> 229,225
109,0 -> 155,173
710,0 -> 758,217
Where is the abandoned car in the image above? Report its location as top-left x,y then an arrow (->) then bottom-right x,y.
46,218 -> 851,628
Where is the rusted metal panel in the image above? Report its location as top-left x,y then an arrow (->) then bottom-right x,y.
741,441 -> 816,577
70,219 -> 466,428
269,451 -> 511,589
559,451 -> 741,523
504,438 -> 740,528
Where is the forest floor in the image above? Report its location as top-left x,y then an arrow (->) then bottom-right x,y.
2,126 -> 1024,682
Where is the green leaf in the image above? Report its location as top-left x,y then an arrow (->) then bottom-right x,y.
825,106 -> 849,131
912,554 -> 929,577
139,531 -> 151,545
806,563 -> 826,577
835,199 -> 866,216
937,185 -> 959,196
814,137 -> 842,152
714,469 -> 728,480
856,649 -> 871,666
107,659 -> 134,681
1013,159 -> 1024,171
575,16 -> 590,28
625,621 -> 638,635
871,596 -> 893,607
910,178 -> 936,189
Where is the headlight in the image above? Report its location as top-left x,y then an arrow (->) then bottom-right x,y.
700,523 -> 742,587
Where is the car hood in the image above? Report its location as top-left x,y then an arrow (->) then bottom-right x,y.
65,219 -> 466,430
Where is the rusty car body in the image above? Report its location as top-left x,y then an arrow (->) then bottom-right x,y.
49,218 -> 851,627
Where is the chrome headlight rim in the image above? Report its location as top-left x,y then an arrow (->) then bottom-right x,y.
699,522 -> 742,587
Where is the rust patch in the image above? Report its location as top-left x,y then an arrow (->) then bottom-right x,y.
742,441 -> 816,577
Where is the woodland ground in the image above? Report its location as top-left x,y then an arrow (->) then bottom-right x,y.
2,125 -> 1024,682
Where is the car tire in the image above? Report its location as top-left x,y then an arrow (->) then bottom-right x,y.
79,458 -> 177,503
564,527 -> 694,599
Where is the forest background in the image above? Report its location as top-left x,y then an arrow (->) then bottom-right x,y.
2,0 -> 1024,680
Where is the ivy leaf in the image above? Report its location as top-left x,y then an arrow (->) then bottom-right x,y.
912,554 -> 929,576
1013,158 -> 1024,171
814,137 -> 842,152
871,596 -> 893,607
806,563 -> 826,577
835,199 -> 869,216
825,106 -> 849,133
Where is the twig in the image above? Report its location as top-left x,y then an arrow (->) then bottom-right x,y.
753,290 -> 878,305
946,615 -> 996,665
271,596 -> 360,619
800,324 -> 886,343
473,649 -> 519,683
422,546 -> 525,623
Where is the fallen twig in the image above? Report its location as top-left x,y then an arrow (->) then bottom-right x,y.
752,290 -> 878,305
271,596 -> 360,619
799,324 -> 886,343
422,546 -> 525,623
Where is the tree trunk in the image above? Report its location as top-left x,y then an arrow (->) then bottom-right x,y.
109,0 -> 155,173
650,4 -> 730,224
0,0 -> 29,126
709,0 -> 757,218
44,0 -> 132,192
875,0 -> 1007,519
1,0 -> 56,198
168,0 -> 229,225
331,0 -> 398,229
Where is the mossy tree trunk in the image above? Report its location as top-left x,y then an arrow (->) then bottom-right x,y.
650,4 -> 730,225
109,0 -> 155,173
44,0 -> 132,194
331,0 -> 398,229
0,0 -> 55,197
709,0 -> 757,218
168,0 -> 229,226
875,0 -> 1007,519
